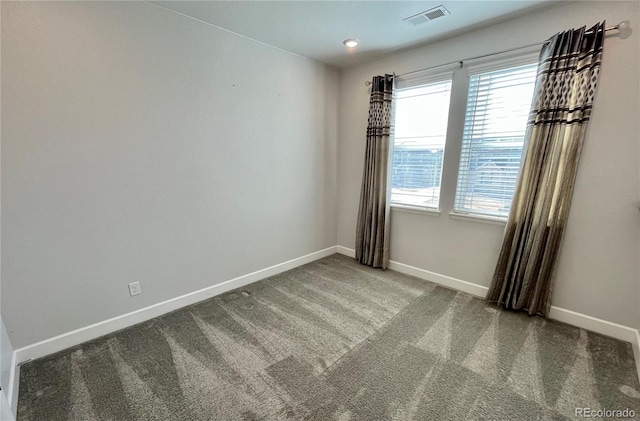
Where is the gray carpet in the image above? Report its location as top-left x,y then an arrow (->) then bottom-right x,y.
17,254 -> 640,420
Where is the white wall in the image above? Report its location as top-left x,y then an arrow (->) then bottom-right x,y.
0,4 -> 14,418
337,1 -> 640,329
1,1 -> 338,349
2,0 -> 638,354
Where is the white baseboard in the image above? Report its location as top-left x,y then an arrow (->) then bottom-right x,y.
388,260 -> 489,298
336,246 -> 488,298
632,329 -> 640,385
1,389 -> 15,421
8,352 -> 18,419
8,246 -> 337,405
547,306 -> 639,344
336,245 -> 640,350
336,245 -> 355,258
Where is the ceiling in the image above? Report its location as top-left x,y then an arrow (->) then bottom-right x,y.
148,1 -> 559,68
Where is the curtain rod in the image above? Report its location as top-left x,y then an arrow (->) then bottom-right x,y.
364,21 -> 626,86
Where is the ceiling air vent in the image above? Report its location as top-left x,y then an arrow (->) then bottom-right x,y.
404,5 -> 450,26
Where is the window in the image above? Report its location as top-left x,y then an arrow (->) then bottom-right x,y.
391,74 -> 452,209
454,60 -> 537,219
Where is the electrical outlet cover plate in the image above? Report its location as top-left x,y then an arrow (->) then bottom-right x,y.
128,281 -> 142,296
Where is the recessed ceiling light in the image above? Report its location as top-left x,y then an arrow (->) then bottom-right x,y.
343,38 -> 359,48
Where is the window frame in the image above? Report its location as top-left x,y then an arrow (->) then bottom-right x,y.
451,53 -> 539,221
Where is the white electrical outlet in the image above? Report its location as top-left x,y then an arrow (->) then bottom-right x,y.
128,281 -> 142,296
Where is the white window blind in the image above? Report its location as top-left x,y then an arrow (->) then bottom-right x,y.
454,61 -> 537,218
391,74 -> 452,209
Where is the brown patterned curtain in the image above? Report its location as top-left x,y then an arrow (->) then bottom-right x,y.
355,74 -> 395,269
487,22 -> 605,316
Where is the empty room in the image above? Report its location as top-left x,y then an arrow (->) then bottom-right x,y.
1,0 -> 639,420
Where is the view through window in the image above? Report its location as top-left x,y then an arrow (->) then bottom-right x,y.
391,78 -> 452,209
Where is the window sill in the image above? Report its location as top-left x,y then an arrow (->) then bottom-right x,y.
391,204 -> 441,216
449,211 -> 507,225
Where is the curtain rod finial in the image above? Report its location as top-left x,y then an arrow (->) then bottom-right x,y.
616,20 -> 632,39
604,20 -> 632,39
